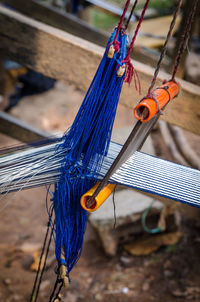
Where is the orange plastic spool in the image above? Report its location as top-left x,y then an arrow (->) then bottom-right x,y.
80,182 -> 116,212
134,81 -> 180,123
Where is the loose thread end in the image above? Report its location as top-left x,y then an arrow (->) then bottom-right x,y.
123,59 -> 141,94
124,61 -> 134,84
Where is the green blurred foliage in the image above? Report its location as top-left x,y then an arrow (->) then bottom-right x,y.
136,0 -> 176,10
90,9 -> 118,31
90,0 -> 177,31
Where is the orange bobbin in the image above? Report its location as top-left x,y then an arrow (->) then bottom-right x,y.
134,81 -> 180,123
80,182 -> 116,212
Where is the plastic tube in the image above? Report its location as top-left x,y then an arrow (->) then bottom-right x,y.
80,182 -> 116,212
134,81 -> 180,123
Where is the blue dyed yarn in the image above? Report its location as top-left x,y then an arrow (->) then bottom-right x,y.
53,29 -> 128,275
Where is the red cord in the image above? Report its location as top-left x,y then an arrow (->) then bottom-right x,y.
126,0 -> 150,58
112,0 -> 131,51
122,0 -> 150,90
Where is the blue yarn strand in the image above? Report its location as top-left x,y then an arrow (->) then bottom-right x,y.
53,29 -> 128,275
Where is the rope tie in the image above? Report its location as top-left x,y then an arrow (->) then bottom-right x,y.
147,0 -> 182,95
139,93 -> 162,114
118,58 -> 141,94
160,85 -> 171,104
49,261 -> 69,302
124,0 -> 138,30
107,0 -> 131,55
171,0 -> 198,81
137,0 -> 183,119
118,0 -> 150,91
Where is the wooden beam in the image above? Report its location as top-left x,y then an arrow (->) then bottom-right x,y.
1,0 -> 109,47
0,111 -> 50,142
1,0 -> 167,68
134,15 -> 180,48
84,0 -> 135,21
0,6 -> 199,135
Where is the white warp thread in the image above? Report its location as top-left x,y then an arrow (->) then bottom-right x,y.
0,141 -> 199,207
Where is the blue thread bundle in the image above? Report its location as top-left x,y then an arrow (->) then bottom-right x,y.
53,29 -> 128,275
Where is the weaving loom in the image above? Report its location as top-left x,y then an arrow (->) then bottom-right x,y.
0,0 -> 200,301
1,140 -> 199,206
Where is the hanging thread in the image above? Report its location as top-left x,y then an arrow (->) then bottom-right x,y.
112,185 -> 117,230
48,277 -> 62,302
147,0 -> 183,96
53,26 -> 129,280
111,0 -> 131,52
171,0 -> 198,81
124,0 -> 138,30
30,203 -> 54,302
120,0 -> 150,90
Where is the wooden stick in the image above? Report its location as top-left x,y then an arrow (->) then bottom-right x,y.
169,124 -> 200,169
158,120 -> 188,166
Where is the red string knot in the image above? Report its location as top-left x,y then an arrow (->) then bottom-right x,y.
120,57 -> 141,94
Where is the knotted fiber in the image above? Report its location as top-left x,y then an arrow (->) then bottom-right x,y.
53,29 -> 128,274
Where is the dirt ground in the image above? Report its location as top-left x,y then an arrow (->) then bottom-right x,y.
0,81 -> 200,302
